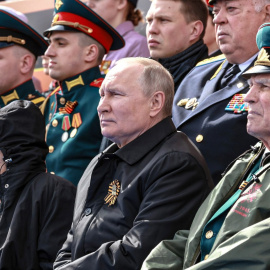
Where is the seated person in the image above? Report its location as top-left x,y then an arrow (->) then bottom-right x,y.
0,100 -> 76,270
53,57 -> 214,270
141,23 -> 270,270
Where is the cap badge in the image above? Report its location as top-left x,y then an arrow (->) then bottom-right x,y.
104,180 -> 121,207
55,0 -> 63,10
255,48 -> 270,67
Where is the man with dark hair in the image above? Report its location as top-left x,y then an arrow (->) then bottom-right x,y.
0,100 -> 76,270
54,57 -> 213,270
41,0 -> 124,186
0,9 -> 47,107
146,0 -> 209,90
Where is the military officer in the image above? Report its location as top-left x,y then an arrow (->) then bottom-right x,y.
0,9 -> 47,108
172,0 -> 269,185
41,0 -> 124,186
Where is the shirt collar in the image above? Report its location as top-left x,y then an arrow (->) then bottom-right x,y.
238,53 -> 258,73
104,117 -> 176,165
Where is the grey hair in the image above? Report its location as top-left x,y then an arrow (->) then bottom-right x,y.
115,57 -> 174,117
253,0 -> 270,12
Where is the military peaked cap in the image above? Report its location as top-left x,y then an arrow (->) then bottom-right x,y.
44,0 -> 125,53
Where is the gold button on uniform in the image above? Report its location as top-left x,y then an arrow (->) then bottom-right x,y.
49,146 -> 54,153
204,254 -> 209,260
60,97 -> 66,105
52,119 -> 58,127
205,230 -> 214,239
196,134 -> 204,143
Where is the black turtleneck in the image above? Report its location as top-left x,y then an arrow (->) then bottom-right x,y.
158,40 -> 209,92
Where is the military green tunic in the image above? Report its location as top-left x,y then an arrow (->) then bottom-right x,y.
43,67 -> 104,186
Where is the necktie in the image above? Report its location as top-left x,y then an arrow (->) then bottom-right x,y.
218,64 -> 240,89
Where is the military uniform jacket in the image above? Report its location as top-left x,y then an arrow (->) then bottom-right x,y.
0,79 -> 45,108
142,141 -> 270,270
172,56 -> 259,185
54,117 -> 214,270
43,67 -> 104,186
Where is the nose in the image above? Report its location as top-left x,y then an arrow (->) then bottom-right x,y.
244,84 -> 258,105
44,44 -> 55,58
147,19 -> 158,36
213,7 -> 228,25
97,95 -> 111,115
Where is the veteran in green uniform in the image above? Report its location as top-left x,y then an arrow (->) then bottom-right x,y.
41,0 -> 124,186
0,9 -> 47,108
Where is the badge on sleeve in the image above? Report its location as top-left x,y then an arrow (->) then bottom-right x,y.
225,94 -> 249,114
104,180 -> 121,207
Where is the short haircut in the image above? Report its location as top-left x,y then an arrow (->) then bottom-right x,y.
252,0 -> 270,12
150,0 -> 208,39
115,57 -> 174,117
78,32 -> 106,64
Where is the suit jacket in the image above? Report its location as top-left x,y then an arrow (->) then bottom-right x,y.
172,56 -> 258,184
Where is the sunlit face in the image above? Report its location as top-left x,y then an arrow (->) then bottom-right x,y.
45,32 -> 87,81
213,0 -> 266,64
42,55 -> 50,76
0,46 -> 21,94
87,0 -> 120,26
146,0 -> 193,60
97,63 -> 153,148
244,74 -> 270,146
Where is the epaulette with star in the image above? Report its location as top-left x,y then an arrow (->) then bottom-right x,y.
196,54 -> 226,67
90,78 -> 104,88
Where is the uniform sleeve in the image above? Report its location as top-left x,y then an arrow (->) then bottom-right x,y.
185,217 -> 270,270
54,152 -> 211,270
141,230 -> 189,270
37,179 -> 76,270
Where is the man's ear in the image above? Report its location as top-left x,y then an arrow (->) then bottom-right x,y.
189,20 -> 204,43
264,4 -> 270,22
84,44 -> 99,63
117,0 -> 128,11
149,91 -> 165,117
20,54 -> 35,74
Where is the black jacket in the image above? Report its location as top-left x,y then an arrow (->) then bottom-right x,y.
0,101 -> 76,270
54,117 -> 213,270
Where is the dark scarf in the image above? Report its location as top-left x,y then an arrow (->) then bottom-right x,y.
158,40 -> 208,91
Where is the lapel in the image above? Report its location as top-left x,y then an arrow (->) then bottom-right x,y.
179,60 -> 253,125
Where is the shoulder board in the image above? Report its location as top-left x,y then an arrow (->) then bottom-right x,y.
31,96 -> 45,105
196,54 -> 226,67
90,78 -> 104,88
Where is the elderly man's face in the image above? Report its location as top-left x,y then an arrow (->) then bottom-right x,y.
97,63 -> 153,148
213,0 -> 267,64
146,0 -> 194,60
244,74 -> 270,146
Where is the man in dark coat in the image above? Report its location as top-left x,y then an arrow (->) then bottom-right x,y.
54,57 -> 214,270
0,100 -> 76,270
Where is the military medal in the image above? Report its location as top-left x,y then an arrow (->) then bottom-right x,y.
104,180 -> 121,206
70,113 -> 82,138
61,115 -> 71,142
59,100 -> 78,114
225,94 -> 249,114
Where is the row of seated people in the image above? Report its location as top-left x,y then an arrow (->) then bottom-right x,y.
0,0 -> 269,269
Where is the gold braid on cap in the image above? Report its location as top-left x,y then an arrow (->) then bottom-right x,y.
255,48 -> 270,67
51,20 -> 93,34
0,35 -> 25,45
